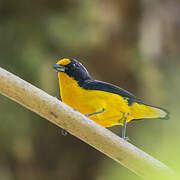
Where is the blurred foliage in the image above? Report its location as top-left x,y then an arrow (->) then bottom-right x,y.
0,0 -> 180,180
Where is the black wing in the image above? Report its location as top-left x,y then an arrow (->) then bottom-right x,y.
79,80 -> 142,105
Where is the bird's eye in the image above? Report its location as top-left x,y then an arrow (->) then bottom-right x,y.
72,64 -> 76,70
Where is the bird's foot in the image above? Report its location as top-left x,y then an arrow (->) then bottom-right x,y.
123,136 -> 130,141
61,129 -> 68,136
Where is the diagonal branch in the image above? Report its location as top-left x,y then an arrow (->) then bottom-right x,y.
0,67 -> 176,180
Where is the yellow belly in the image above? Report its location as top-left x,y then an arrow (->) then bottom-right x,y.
58,72 -> 131,127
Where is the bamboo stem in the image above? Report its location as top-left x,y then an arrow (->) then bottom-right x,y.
0,67 -> 176,179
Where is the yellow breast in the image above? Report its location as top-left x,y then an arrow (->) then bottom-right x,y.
58,72 -> 130,127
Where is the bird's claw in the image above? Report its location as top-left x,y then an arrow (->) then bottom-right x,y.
123,136 -> 130,141
61,129 -> 68,136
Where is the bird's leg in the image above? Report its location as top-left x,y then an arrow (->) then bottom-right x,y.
85,108 -> 105,117
122,119 -> 129,141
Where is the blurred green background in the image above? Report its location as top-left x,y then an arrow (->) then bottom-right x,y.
0,0 -> 180,180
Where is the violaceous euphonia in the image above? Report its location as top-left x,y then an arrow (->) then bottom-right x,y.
53,58 -> 169,140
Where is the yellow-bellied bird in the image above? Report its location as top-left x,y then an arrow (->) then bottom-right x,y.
53,58 -> 169,140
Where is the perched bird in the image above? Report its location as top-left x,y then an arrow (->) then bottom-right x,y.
53,58 -> 169,140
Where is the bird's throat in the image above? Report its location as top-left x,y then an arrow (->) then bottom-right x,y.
58,72 -> 79,102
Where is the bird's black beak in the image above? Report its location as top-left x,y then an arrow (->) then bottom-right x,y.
53,64 -> 66,72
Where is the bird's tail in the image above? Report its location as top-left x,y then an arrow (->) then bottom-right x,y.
128,102 -> 169,121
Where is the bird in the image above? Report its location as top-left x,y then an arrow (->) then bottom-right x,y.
53,58 -> 169,140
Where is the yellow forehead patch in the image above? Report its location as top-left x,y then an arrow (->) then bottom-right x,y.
57,58 -> 71,66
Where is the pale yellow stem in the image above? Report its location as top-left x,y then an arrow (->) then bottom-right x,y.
0,67 -> 177,180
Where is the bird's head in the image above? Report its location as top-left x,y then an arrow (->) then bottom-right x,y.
53,58 -> 92,82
